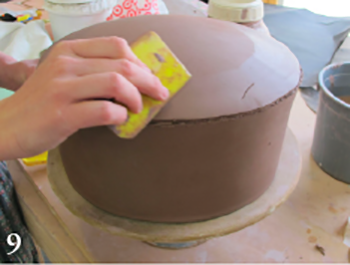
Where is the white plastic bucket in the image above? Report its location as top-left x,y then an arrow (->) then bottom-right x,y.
48,8 -> 112,41
44,0 -> 116,41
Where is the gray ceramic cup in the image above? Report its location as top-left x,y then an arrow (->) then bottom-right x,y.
312,62 -> 350,184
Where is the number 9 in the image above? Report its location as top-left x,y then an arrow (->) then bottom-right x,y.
7,233 -> 21,255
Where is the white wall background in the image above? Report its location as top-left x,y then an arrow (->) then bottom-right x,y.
283,0 -> 350,17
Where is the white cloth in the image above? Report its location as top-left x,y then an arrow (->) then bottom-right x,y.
0,20 -> 52,60
0,20 -> 52,100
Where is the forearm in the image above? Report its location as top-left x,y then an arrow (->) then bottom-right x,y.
0,131 -> 16,161
0,52 -> 18,91
0,99 -> 18,160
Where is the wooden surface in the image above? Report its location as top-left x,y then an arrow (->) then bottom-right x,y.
7,91 -> 350,263
46,128 -> 300,244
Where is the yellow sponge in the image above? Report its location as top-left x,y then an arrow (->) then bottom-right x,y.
109,31 -> 192,139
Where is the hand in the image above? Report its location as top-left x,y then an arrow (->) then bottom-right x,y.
7,59 -> 39,91
0,37 -> 169,160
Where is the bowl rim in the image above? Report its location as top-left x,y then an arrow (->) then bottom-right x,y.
319,62 -> 350,109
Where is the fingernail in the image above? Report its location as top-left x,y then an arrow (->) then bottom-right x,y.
122,114 -> 129,124
160,87 -> 169,100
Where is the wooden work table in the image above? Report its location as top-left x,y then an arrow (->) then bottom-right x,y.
7,91 -> 350,263
2,0 -> 350,262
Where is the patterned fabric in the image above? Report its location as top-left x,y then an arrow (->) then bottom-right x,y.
106,0 -> 208,20
0,161 -> 38,263
107,0 -> 160,20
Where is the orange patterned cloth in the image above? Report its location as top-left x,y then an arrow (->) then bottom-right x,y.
107,0 -> 160,20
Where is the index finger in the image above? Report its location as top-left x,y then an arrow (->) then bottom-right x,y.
58,37 -> 148,70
